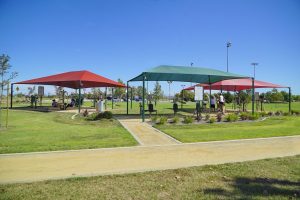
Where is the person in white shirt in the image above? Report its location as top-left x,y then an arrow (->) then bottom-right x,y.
219,93 -> 225,114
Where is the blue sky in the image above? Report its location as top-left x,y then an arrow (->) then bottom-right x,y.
1,0 -> 300,95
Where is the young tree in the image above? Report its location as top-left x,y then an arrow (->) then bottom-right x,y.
114,79 -> 126,99
54,86 -> 64,97
0,54 -> 17,127
238,90 -> 251,111
128,86 -> 137,99
91,88 -> 103,99
27,86 -> 36,96
280,90 -> 289,102
153,81 -> 163,105
223,92 -> 233,103
136,86 -> 145,98
179,90 -> 195,101
270,89 -> 284,102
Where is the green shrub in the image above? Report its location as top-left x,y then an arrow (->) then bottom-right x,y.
249,113 -> 260,120
216,112 -> 222,122
205,114 -> 210,121
291,110 -> 300,115
151,116 -> 159,123
240,112 -> 249,120
209,117 -> 216,124
268,111 -> 274,116
102,111 -> 113,119
86,113 -> 98,121
82,109 -> 89,117
225,113 -> 238,122
86,111 -> 113,121
157,116 -> 168,125
183,116 -> 194,124
283,112 -> 290,116
260,111 -> 268,117
172,116 -> 180,124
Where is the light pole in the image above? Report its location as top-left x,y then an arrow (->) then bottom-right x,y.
226,42 -> 232,72
190,62 -> 193,86
167,81 -> 172,102
251,62 -> 258,79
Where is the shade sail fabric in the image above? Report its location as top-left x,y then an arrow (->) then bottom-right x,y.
184,78 -> 286,91
15,70 -> 125,89
129,65 -> 248,83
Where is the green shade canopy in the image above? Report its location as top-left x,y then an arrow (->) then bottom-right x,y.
129,65 -> 249,83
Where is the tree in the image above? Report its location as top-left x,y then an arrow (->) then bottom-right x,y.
114,79 -> 126,99
54,86 -> 64,98
136,86 -> 145,98
223,92 -> 233,103
27,86 -> 36,96
270,89 -> 284,102
238,90 -> 251,111
181,90 -> 194,101
128,86 -> 137,99
153,81 -> 163,104
174,90 -> 195,102
91,88 -> 103,99
0,54 -> 17,127
280,90 -> 289,102
292,95 -> 300,101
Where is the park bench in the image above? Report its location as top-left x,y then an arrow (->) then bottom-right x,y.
144,103 -> 157,116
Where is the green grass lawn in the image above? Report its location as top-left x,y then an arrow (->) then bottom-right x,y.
5,98 -> 300,115
156,116 -> 300,143
1,155 -> 299,199
0,110 -> 137,154
226,101 -> 300,113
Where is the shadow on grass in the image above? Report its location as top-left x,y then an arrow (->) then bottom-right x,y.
203,177 -> 300,198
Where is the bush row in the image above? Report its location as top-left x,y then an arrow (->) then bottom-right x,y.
152,109 -> 299,125
85,111 -> 113,121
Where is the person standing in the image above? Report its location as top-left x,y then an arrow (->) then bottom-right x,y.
219,93 -> 225,114
210,95 -> 216,112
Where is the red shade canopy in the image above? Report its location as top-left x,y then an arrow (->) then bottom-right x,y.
184,78 -> 286,91
184,83 -> 209,91
15,70 -> 125,89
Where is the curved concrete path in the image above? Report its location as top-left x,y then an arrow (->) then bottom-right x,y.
0,136 -> 299,184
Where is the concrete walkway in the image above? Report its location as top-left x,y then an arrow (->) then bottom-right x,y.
118,118 -> 180,145
0,136 -> 299,184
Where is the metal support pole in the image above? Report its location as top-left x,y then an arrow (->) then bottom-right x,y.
146,80 -> 148,105
130,87 -> 133,109
142,75 -> 145,122
78,87 -> 81,113
126,82 -> 129,115
62,90 -> 65,109
112,88 -> 114,109
105,87 -> 107,110
5,82 -> 9,128
252,77 -> 255,115
10,83 -> 13,108
209,85 -> 211,113
288,87 -> 291,114
209,75 -> 211,113
227,46 -> 228,72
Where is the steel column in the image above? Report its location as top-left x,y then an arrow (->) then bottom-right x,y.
252,77 -> 255,115
10,83 -> 13,108
126,82 -> 129,115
